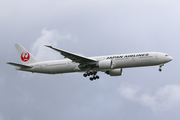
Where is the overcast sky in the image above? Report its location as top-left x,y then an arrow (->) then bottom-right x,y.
1,0 -> 180,120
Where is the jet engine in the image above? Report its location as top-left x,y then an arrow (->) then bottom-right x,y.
105,68 -> 123,76
97,60 -> 113,69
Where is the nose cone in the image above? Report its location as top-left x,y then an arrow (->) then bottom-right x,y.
167,56 -> 173,62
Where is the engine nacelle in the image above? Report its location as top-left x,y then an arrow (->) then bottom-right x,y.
98,60 -> 113,69
106,68 -> 123,76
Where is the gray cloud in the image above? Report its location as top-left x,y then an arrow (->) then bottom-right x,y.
31,28 -> 72,61
118,83 -> 180,112
0,114 -> 5,120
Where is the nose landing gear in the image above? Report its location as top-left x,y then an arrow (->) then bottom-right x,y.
83,71 -> 100,81
159,64 -> 164,72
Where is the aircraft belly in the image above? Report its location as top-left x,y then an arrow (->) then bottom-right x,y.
31,66 -> 49,73
46,65 -> 67,74
45,64 -> 79,74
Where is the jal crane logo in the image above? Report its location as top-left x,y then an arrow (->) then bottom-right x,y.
21,52 -> 30,62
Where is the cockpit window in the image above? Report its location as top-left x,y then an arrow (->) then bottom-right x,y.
165,55 -> 168,56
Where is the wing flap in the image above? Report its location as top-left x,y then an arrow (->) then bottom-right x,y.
7,62 -> 32,68
45,45 -> 97,64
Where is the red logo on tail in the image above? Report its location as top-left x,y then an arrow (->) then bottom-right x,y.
21,52 -> 30,62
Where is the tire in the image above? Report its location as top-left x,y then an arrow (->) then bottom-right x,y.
83,73 -> 87,77
90,77 -> 93,81
96,76 -> 99,79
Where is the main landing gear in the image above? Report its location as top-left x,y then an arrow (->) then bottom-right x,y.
159,64 -> 164,72
83,71 -> 100,81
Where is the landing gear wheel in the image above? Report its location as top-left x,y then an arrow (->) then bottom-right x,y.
90,77 -> 93,81
83,73 -> 87,77
159,64 -> 164,72
93,76 -> 96,80
96,76 -> 99,79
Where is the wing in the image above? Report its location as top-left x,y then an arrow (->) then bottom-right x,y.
45,45 -> 97,64
7,62 -> 32,68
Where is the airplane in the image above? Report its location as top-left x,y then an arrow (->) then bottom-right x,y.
7,44 -> 173,81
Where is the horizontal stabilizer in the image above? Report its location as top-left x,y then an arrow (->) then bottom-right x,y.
7,62 -> 32,68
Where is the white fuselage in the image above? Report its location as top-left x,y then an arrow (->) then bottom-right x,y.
16,52 -> 172,74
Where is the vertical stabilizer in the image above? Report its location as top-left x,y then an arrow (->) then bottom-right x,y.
15,44 -> 38,64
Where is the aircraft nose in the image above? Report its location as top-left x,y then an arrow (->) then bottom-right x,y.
167,56 -> 173,62
169,56 -> 173,61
